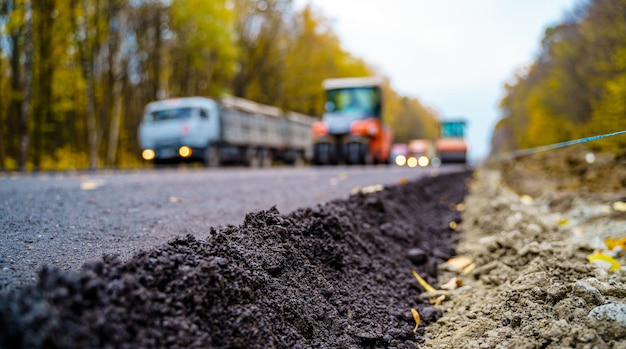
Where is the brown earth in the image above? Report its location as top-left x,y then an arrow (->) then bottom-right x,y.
0,171 -> 470,348
423,145 -> 626,349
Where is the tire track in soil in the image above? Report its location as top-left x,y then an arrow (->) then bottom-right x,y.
0,170 -> 471,349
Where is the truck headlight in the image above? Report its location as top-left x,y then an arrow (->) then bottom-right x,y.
179,146 -> 192,158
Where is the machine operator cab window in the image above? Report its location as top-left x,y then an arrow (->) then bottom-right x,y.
325,87 -> 382,118
441,121 -> 466,139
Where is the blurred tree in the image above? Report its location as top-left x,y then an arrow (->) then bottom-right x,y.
383,87 -> 440,143
18,0 -> 33,171
230,0 -> 291,105
168,0 -> 237,97
0,0 -> 441,170
0,0 -> 26,170
495,0 -> 626,154
282,4 -> 371,116
31,0 -> 56,170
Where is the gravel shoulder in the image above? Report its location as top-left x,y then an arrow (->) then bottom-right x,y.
423,145 -> 626,348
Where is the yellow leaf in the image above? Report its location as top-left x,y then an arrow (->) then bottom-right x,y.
412,270 -> 436,293
605,237 -> 626,251
612,201 -> 626,212
411,308 -> 421,332
587,253 -> 621,272
463,263 -> 476,275
430,294 -> 446,306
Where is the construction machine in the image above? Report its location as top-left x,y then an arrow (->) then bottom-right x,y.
311,77 -> 393,165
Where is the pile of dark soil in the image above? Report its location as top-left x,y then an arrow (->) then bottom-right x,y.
0,171 -> 470,348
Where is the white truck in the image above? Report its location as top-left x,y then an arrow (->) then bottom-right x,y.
138,96 -> 316,167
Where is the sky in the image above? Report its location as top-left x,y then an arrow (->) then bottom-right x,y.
296,0 -> 582,162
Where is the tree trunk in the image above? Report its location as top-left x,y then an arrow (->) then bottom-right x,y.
106,9 -> 127,167
18,0 -> 34,172
78,0 -> 102,171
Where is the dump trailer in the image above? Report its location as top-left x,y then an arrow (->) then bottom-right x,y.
138,96 -> 316,167
435,119 -> 468,163
311,77 -> 393,165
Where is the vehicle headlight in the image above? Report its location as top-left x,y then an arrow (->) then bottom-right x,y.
395,155 -> 407,166
418,156 -> 430,167
407,156 -> 418,168
179,146 -> 192,158
142,149 -> 156,161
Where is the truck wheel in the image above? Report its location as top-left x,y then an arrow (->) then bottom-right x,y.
346,143 -> 361,165
359,143 -> 373,165
247,149 -> 260,168
293,151 -> 305,167
260,150 -> 272,168
203,147 -> 221,167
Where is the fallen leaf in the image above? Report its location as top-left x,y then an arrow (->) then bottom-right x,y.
605,237 -> 626,251
446,256 -> 473,271
169,196 -> 183,204
520,195 -> 533,205
362,184 -> 384,194
462,262 -> 476,275
412,270 -> 436,293
411,308 -> 421,332
587,253 -> 621,272
440,277 -> 462,290
80,180 -> 105,190
612,201 -> 626,212
430,294 -> 446,306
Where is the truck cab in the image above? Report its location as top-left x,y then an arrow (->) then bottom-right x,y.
138,97 -> 220,165
312,77 -> 392,165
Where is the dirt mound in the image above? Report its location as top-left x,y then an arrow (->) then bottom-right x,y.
499,144 -> 626,198
0,171 -> 470,348
423,147 -> 626,348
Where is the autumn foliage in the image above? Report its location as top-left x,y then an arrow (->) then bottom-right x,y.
493,0 -> 626,155
0,0 -> 439,171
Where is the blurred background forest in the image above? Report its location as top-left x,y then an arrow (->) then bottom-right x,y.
3,0 -> 625,171
492,0 -> 626,156
0,0 -> 440,171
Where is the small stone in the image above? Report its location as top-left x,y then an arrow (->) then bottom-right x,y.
406,248 -> 427,265
587,303 -> 626,340
573,280 -> 605,306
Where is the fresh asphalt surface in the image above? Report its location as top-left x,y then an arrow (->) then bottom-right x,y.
0,164 -> 466,292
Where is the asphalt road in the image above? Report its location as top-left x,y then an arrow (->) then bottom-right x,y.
0,164 -> 465,292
